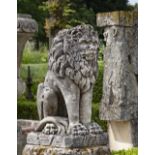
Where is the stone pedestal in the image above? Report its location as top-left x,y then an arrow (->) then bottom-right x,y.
96,11 -> 138,151
22,118 -> 109,155
23,132 -> 109,155
23,145 -> 109,155
17,14 -> 38,97
17,119 -> 39,155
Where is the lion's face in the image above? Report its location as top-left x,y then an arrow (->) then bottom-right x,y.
80,46 -> 98,62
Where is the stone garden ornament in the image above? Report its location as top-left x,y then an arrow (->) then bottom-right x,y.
23,25 -> 109,155
37,24 -> 98,133
17,14 -> 38,97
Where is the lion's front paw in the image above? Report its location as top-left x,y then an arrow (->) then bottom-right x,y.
42,123 -> 58,135
68,123 -> 89,136
87,122 -> 103,135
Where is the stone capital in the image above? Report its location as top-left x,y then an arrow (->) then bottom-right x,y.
17,14 -> 38,33
97,11 -> 138,27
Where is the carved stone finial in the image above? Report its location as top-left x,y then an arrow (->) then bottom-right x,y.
17,14 -> 38,33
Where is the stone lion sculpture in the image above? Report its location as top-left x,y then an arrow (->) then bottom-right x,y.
36,24 -> 100,135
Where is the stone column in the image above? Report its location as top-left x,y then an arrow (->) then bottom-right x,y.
17,14 -> 38,97
96,11 -> 138,151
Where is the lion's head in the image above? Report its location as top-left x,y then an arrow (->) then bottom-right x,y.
49,24 -> 99,92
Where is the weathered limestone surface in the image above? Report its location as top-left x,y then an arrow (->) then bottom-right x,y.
108,121 -> 133,151
23,117 -> 109,154
27,121 -> 108,148
97,11 -> 138,27
18,119 -> 39,129
97,11 -> 138,120
97,11 -> 138,150
17,14 -> 38,97
23,145 -> 109,155
22,25 -> 109,155
17,119 -> 39,155
36,25 -> 99,133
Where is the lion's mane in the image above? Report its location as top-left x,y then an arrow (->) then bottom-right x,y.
48,24 -> 99,92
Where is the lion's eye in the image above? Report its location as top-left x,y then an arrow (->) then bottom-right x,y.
82,54 -> 86,58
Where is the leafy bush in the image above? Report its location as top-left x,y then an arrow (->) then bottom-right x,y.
22,44 -> 48,64
98,41 -> 104,61
17,96 -> 38,120
93,61 -> 103,103
92,103 -> 107,131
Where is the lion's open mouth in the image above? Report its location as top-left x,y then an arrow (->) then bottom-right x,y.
80,49 -> 96,61
85,53 -> 95,61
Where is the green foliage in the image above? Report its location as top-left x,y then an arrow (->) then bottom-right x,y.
17,96 -> 38,120
93,61 -> 103,103
84,0 -> 129,13
112,148 -> 138,155
17,0 -> 49,47
21,63 -> 47,80
43,0 -> 96,35
20,63 -> 48,94
92,103 -> 107,131
22,50 -> 48,64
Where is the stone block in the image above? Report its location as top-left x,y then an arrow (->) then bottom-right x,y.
108,121 -> 133,151
23,144 -> 110,155
26,132 -> 108,148
96,11 -> 138,27
17,119 -> 39,155
96,10 -> 138,150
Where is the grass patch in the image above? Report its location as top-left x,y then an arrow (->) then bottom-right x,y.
22,51 -> 48,64
112,148 -> 138,155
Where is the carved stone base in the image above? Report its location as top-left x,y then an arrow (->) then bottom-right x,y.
27,131 -> 108,148
22,118 -> 109,154
23,130 -> 109,155
17,119 -> 39,155
23,144 -> 110,155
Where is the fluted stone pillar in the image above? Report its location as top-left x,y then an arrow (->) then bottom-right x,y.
17,14 -> 38,97
97,11 -> 138,151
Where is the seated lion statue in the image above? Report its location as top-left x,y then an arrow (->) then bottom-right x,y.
36,24 -> 99,135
